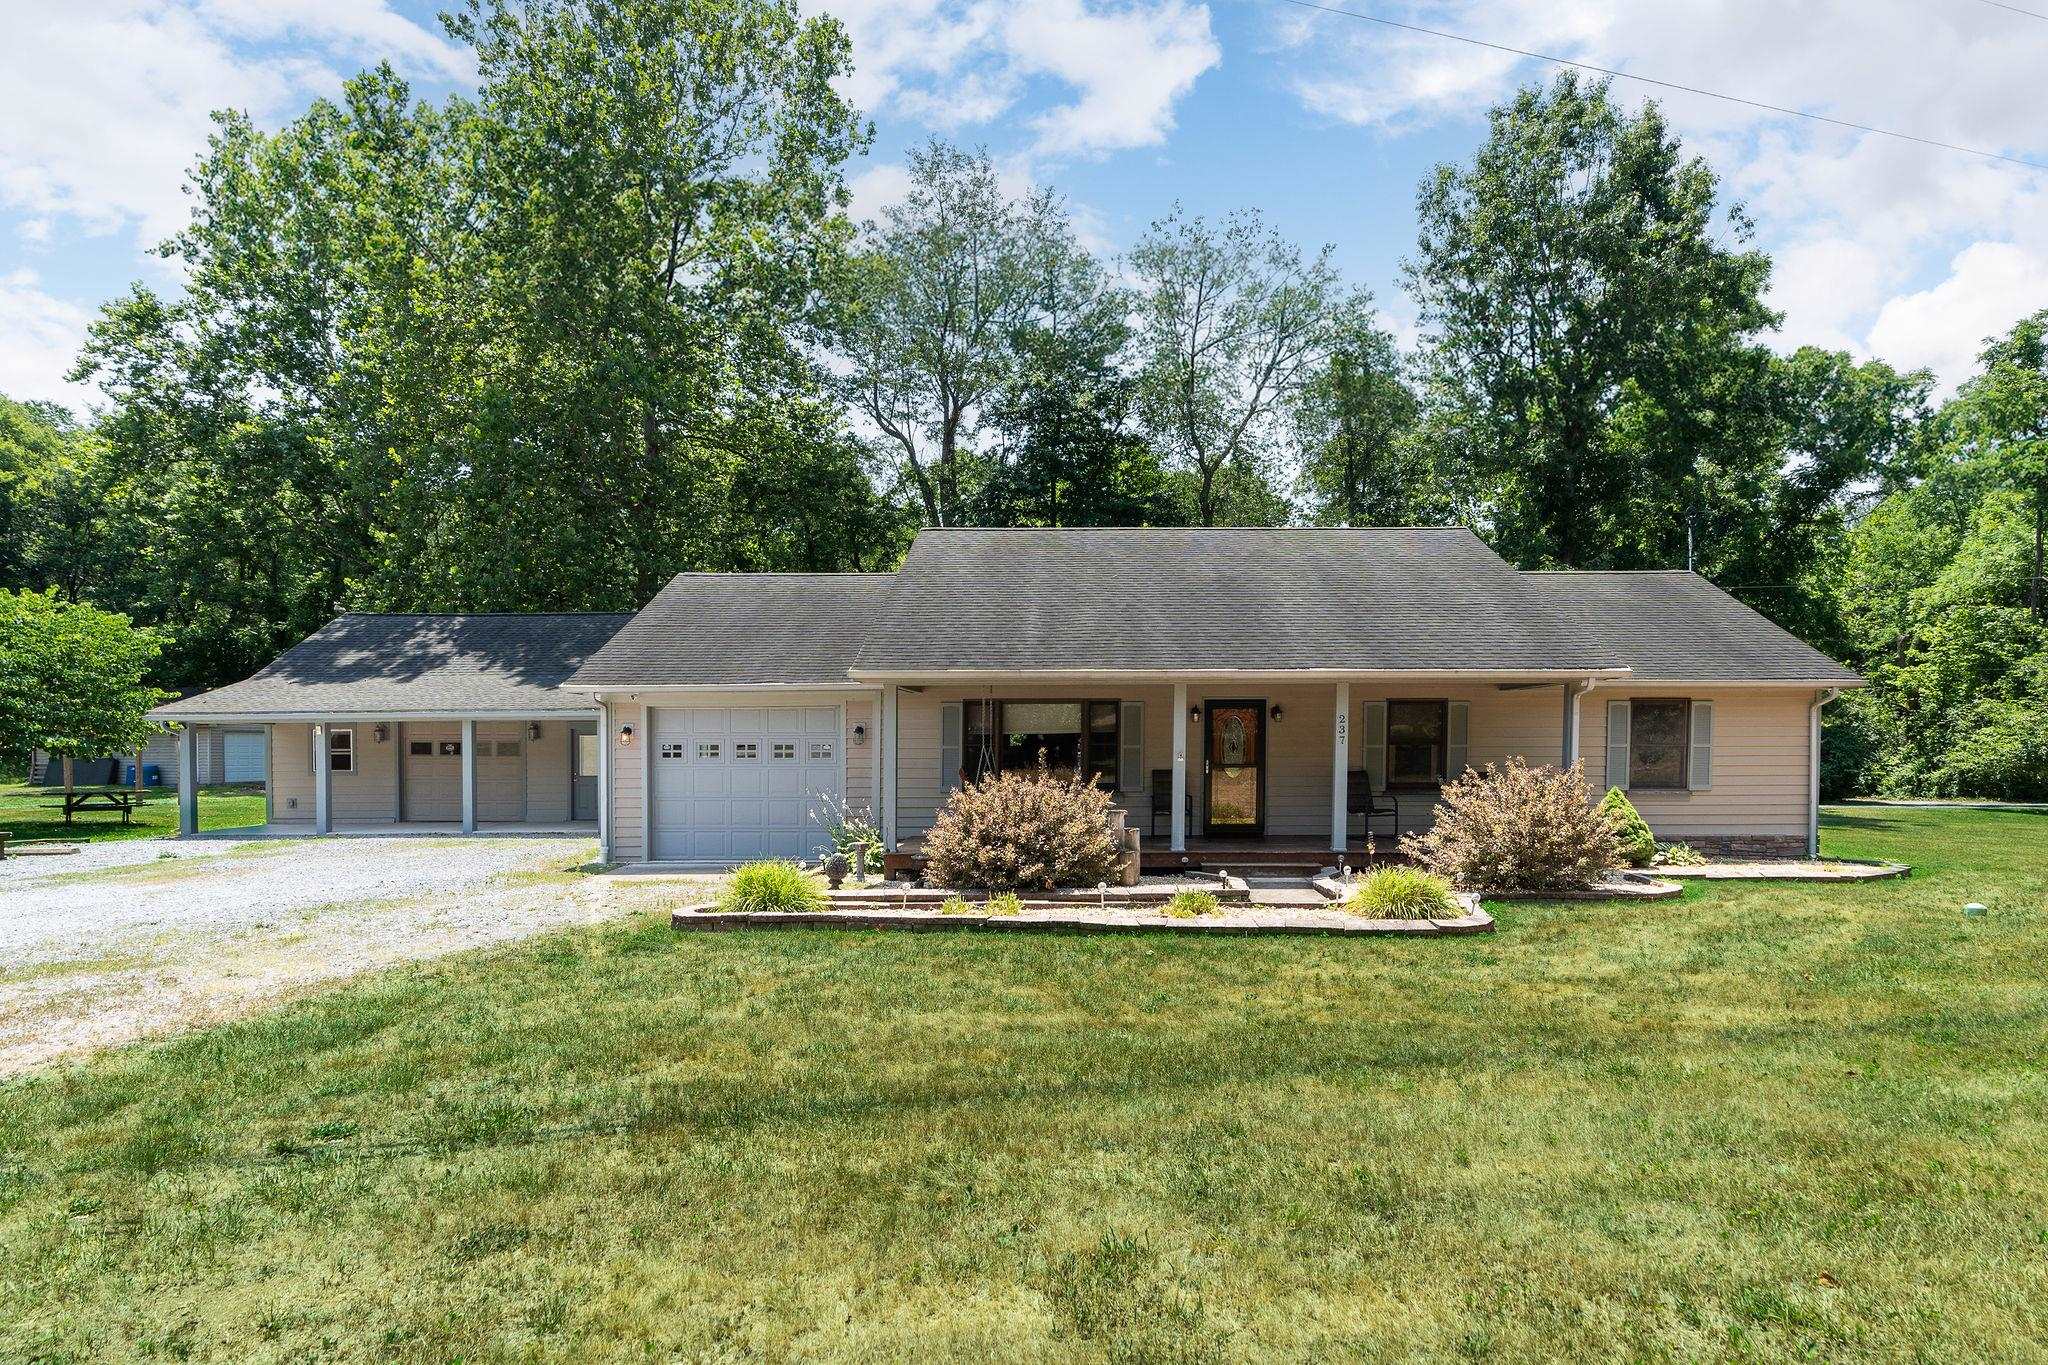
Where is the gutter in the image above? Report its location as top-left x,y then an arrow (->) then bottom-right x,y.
1809,687 -> 1844,858
845,667 -> 1635,684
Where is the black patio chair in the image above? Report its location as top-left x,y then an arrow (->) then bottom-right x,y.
1348,769 -> 1400,847
1149,769 -> 1193,839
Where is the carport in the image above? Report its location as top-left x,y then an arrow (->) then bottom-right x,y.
152,614 -> 629,838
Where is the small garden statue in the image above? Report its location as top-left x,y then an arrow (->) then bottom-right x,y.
822,852 -> 850,889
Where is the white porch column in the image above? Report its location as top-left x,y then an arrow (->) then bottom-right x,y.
881,684 -> 899,852
1330,683 -> 1350,853
176,724 -> 198,836
1170,683 -> 1188,852
596,701 -> 612,862
313,722 -> 332,834
460,718 -> 477,833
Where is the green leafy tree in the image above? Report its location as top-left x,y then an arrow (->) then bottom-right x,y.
1406,74 -> 1776,569
1292,319 -> 1438,525
838,140 -> 1089,525
1132,206 -> 1364,525
970,256 -> 1180,528
1939,310 -> 2048,618
0,591 -> 168,784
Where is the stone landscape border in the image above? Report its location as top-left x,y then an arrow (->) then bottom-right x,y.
670,895 -> 1494,938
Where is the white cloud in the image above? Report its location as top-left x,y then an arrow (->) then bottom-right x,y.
816,0 -> 1219,160
0,1 -> 465,247
1868,243 -> 2048,394
0,271 -> 95,411
1268,0 -> 2048,387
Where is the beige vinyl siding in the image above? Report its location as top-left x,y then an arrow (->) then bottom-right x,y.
270,724 -> 314,823
844,699 -> 876,822
890,680 -> 1573,842
1580,685 -> 1813,840
268,723 -> 402,824
523,720 -> 573,823
606,702 -> 647,863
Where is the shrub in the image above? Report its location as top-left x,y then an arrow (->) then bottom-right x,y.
1654,841 -> 1707,867
717,860 -> 826,913
938,896 -> 976,915
1342,866 -> 1460,919
1401,760 -> 1621,892
985,892 -> 1024,917
921,765 -> 1122,891
1598,787 -> 1657,867
1161,889 -> 1221,919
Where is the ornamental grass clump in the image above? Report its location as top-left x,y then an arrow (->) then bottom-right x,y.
717,860 -> 826,913
1342,866 -> 1460,920
921,765 -> 1122,892
1598,787 -> 1657,867
1162,889 -> 1221,919
1401,760 -> 1622,892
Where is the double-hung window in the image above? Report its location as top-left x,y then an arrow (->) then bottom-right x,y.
325,727 -> 355,774
1606,698 -> 1713,791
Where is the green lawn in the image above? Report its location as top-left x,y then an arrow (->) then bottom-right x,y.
0,781 -> 267,845
3,808 -> 2043,1361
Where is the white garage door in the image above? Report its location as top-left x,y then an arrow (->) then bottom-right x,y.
651,706 -> 842,863
223,730 -> 267,783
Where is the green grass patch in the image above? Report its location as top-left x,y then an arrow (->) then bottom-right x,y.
0,807 -> 2042,1360
0,782 -> 266,846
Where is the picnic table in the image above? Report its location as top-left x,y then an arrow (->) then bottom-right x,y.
45,786 -> 155,825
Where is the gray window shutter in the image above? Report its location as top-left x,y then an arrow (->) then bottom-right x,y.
1119,701 -> 1144,791
1362,701 -> 1387,792
1688,700 -> 1714,791
940,702 -> 963,796
1445,701 -> 1469,781
1606,700 -> 1631,789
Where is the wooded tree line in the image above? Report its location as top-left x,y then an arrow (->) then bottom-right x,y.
0,1 -> 2041,796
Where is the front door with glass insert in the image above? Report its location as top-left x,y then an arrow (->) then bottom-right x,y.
1203,701 -> 1264,836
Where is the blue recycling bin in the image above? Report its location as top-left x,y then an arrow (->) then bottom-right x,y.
120,762 -> 164,787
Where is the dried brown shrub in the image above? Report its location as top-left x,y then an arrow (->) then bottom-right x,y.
1400,760 -> 1620,892
922,765 -> 1122,891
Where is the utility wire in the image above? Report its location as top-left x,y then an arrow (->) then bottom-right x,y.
1973,0 -> 2048,21
1272,0 -> 2048,174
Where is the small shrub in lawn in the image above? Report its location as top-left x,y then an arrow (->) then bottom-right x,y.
717,861 -> 825,913
922,764 -> 1122,891
1343,866 -> 1460,919
1654,841 -> 1707,867
1162,889 -> 1221,919
1598,787 -> 1657,867
1402,760 -> 1621,892
985,892 -> 1024,917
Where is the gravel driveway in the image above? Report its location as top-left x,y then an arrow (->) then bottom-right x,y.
0,835 -> 708,1075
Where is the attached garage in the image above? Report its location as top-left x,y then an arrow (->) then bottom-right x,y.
650,705 -> 843,862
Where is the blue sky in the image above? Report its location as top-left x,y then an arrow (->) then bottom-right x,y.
5,1 -> 2045,413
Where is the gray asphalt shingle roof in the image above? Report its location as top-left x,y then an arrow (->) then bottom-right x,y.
564,575 -> 892,688
1522,571 -> 1862,683
851,527 -> 1627,675
153,614 -> 632,718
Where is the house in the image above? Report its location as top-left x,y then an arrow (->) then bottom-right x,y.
151,527 -> 1862,863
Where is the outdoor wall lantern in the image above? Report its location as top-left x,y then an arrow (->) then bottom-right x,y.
852,723 -> 867,745
1188,706 -> 1201,722
619,723 -> 635,746
1269,704 -> 1284,723
373,723 -> 389,743
528,722 -> 543,741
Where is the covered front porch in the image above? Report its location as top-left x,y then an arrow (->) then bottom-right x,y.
869,674 -> 1605,869
167,714 -> 603,838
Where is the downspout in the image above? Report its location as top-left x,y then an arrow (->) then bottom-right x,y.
1809,688 -> 1843,858
1563,678 -> 1598,769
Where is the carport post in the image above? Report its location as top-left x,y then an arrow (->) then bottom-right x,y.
461,718 -> 477,834
880,685 -> 898,852
1170,683 -> 1188,853
176,724 -> 198,837
313,723 -> 332,834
